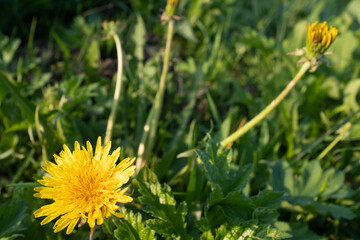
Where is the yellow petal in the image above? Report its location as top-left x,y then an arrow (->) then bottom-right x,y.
66,218 -> 79,235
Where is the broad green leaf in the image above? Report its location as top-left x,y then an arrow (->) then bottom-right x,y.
270,159 -> 294,195
321,76 -> 340,100
205,187 -> 281,227
311,202 -> 356,220
343,79 -> 360,113
270,159 -> 355,220
329,31 -> 357,72
271,159 -> 352,199
0,201 -> 27,237
300,160 -> 324,197
275,221 -> 323,240
320,168 -> 353,199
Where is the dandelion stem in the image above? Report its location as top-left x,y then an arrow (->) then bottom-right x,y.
220,61 -> 311,148
90,227 -> 95,240
105,33 -> 123,144
136,19 -> 174,173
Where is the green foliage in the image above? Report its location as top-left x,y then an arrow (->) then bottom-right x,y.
0,200 -> 27,238
195,140 -> 253,195
194,141 -> 289,238
270,159 -> 356,221
1,0 -> 360,239
200,223 -> 291,240
113,207 -> 156,240
135,168 -> 191,239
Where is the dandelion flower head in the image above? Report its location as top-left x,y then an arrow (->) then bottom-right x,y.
34,137 -> 135,234
306,21 -> 338,57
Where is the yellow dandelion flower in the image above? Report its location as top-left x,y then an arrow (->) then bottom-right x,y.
33,137 -> 135,234
306,21 -> 338,57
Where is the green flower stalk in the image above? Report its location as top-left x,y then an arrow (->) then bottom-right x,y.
318,122 -> 351,161
102,21 -> 124,144
220,62 -> 310,147
136,17 -> 175,173
221,21 -> 338,148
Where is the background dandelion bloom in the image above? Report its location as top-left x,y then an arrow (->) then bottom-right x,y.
306,21 -> 338,57
33,137 -> 135,234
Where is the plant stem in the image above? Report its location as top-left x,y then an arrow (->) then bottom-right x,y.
220,61 -> 311,147
136,19 -> 174,173
90,227 -> 95,240
105,33 -> 123,144
318,122 -> 351,160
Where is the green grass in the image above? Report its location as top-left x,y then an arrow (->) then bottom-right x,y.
1,0 -> 360,239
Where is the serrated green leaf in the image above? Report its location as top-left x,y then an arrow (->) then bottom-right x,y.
223,164 -> 253,195
205,223 -> 291,240
251,190 -> 282,222
114,207 -> 156,240
195,140 -> 253,194
206,188 -> 254,225
137,167 -> 159,184
199,230 -> 214,240
252,190 -> 283,209
145,219 -> 174,238
194,141 -> 229,190
136,178 -> 191,239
